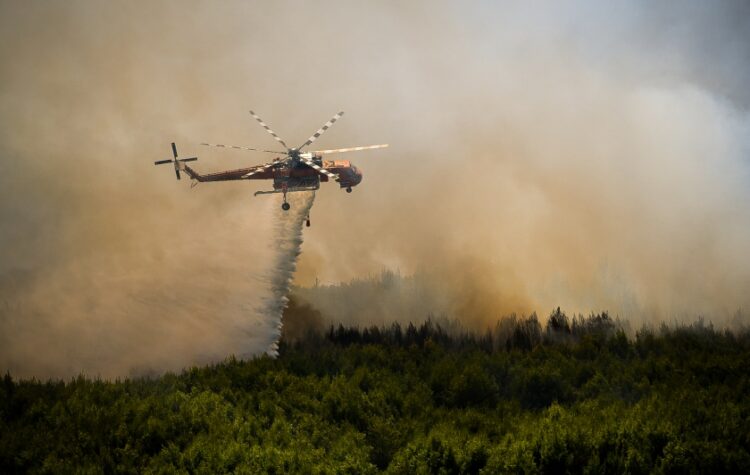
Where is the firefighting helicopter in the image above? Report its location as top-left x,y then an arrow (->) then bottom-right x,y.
154,110 -> 388,216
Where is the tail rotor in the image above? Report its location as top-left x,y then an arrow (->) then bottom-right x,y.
155,142 -> 197,180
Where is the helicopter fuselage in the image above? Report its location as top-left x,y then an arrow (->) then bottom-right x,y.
183,157 -> 363,190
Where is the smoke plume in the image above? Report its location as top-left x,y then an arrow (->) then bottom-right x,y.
1,1 -> 749,377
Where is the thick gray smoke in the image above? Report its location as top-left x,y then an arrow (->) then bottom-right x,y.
262,192 -> 316,356
1,1 -> 749,378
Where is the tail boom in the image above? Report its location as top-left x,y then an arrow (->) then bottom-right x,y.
181,164 -> 271,182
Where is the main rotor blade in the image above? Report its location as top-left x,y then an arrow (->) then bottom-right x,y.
171,142 -> 178,158
298,111 -> 344,150
312,144 -> 389,155
200,142 -> 285,154
300,157 -> 340,181
242,161 -> 278,178
154,159 -> 173,165
179,157 -> 198,162
249,110 -> 289,150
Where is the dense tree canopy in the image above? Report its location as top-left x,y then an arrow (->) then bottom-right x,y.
2,312 -> 749,473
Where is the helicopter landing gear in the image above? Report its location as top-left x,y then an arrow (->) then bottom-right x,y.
346,187 -> 352,193
306,217 -> 311,227
282,202 -> 290,211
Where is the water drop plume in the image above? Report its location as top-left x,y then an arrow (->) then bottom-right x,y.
261,192 -> 316,356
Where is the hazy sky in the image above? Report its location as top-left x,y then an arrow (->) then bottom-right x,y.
1,1 -> 749,377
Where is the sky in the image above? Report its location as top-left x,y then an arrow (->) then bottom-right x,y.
1,0 -> 749,377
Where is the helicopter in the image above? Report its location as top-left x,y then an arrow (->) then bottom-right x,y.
155,110 -> 388,217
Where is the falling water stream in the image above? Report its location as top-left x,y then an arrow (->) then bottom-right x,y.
260,191 -> 316,355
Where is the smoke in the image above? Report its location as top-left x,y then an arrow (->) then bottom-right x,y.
1,1 -> 750,377
292,1 -> 750,328
281,294 -> 325,344
262,192 -> 316,355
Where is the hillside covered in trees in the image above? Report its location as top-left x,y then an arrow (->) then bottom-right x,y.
2,311 -> 749,473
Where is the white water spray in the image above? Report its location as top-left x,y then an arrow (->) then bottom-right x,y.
260,191 -> 316,356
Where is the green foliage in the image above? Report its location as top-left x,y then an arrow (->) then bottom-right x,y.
1,315 -> 749,473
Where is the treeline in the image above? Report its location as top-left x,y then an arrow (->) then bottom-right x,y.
291,308 -> 625,352
1,313 -> 749,473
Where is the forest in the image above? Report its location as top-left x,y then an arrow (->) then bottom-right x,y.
1,307 -> 749,474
